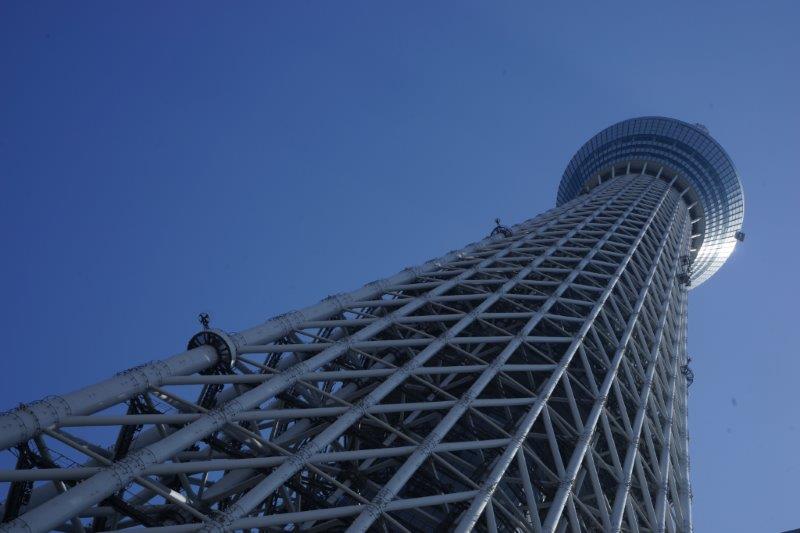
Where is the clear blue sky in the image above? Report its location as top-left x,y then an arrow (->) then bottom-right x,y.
1,2 -> 798,530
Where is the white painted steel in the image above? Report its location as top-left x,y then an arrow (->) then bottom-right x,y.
0,117 -> 741,531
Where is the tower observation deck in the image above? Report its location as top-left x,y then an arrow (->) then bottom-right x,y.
0,117 -> 744,532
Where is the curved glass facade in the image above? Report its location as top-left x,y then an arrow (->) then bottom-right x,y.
558,116 -> 744,287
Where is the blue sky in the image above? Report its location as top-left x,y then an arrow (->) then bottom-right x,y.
1,2 -> 798,530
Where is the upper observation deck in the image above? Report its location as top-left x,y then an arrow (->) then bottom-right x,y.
558,116 -> 744,287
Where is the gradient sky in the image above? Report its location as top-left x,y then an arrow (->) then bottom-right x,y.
1,2 -> 798,531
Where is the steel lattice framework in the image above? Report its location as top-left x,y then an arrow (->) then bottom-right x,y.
0,117 -> 744,533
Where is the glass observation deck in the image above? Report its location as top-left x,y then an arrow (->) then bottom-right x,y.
558,116 -> 745,287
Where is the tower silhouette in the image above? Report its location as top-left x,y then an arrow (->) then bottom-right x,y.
0,117 -> 744,532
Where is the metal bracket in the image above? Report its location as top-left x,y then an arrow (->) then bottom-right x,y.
678,255 -> 693,287
187,328 -> 238,369
491,218 -> 513,238
680,356 -> 694,387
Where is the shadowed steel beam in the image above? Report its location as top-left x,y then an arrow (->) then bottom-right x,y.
0,438 -> 511,482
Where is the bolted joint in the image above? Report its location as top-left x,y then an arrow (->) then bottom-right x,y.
187,328 -> 238,369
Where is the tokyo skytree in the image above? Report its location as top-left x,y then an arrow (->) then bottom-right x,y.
0,116 -> 744,532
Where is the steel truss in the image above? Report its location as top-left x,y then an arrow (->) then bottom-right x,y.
1,172 -> 697,532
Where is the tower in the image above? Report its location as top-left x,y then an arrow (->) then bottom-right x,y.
0,117 -> 744,532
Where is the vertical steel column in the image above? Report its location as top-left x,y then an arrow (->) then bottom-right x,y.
607,212 -> 688,530
653,285 -> 688,532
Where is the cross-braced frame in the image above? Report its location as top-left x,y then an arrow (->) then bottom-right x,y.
1,171 -> 697,532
